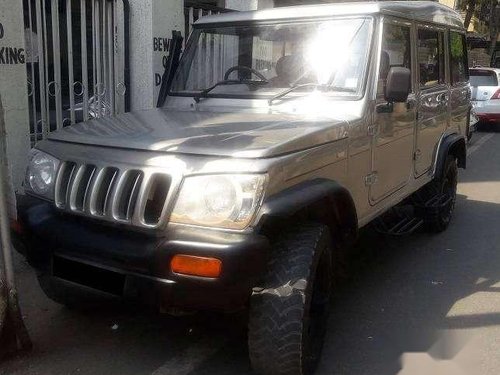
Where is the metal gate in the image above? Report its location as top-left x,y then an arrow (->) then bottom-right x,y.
23,0 -> 130,146
184,2 -> 231,40
184,2 -> 233,89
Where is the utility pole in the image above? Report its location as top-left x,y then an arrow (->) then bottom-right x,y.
0,94 -> 32,358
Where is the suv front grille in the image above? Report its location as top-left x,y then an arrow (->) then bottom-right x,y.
55,161 -> 172,228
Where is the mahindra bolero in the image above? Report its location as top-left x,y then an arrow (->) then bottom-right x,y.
17,2 -> 470,374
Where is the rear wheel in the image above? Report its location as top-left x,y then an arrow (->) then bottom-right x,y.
248,223 -> 333,375
423,155 -> 458,233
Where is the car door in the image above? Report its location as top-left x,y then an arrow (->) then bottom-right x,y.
414,26 -> 448,177
449,31 -> 470,133
370,19 -> 416,203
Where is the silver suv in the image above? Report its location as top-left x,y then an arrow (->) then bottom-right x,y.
18,2 -> 469,374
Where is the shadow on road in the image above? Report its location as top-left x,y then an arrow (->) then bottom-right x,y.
316,193 -> 500,374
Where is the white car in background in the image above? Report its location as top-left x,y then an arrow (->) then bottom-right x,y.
470,67 -> 500,124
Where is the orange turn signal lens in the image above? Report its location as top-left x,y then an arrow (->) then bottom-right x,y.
171,255 -> 222,278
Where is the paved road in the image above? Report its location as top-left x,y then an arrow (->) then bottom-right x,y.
2,130 -> 500,375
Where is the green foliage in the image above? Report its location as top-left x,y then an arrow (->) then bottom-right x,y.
450,33 -> 463,57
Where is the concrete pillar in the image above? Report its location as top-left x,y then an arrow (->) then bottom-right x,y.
128,0 -> 184,111
225,0 -> 259,11
225,0 -> 274,11
0,0 -> 30,190
258,0 -> 275,9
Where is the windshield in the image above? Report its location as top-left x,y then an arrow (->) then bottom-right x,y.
170,18 -> 373,100
470,70 -> 499,87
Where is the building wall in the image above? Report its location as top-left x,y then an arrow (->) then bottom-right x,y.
129,1 -> 154,111
225,0 -> 274,10
129,0 -> 184,111
0,0 -> 30,190
225,0 -> 259,10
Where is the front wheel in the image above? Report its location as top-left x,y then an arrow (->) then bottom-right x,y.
248,223 -> 333,375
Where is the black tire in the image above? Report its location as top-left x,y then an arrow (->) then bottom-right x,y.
248,223 -> 333,375
424,155 -> 458,233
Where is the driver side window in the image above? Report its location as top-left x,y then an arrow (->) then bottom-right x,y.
377,23 -> 412,98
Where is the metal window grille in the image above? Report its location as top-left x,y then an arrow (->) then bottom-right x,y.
23,0 -> 130,147
184,2 -> 232,40
183,2 -> 234,89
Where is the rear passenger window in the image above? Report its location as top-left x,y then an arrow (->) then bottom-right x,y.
450,31 -> 469,85
470,70 -> 499,86
418,28 -> 445,87
378,23 -> 412,97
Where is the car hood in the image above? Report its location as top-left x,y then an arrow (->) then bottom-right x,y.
47,108 -> 350,158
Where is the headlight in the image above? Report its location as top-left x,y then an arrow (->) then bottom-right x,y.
25,149 -> 59,198
170,174 -> 266,230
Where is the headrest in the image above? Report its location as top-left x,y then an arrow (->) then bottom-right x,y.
380,50 -> 390,80
275,55 -> 305,85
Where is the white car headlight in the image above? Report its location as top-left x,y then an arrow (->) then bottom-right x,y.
170,174 -> 266,230
25,149 -> 60,199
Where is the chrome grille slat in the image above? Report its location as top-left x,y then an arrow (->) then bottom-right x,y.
112,170 -> 143,222
69,165 -> 97,212
132,172 -> 153,226
82,167 -> 97,211
90,167 -> 119,216
64,163 -> 77,208
127,172 -> 142,220
68,165 -> 86,211
103,169 -> 119,216
110,171 -> 128,222
87,167 -> 101,216
55,161 -> 173,229
55,161 -> 75,208
143,174 -> 171,226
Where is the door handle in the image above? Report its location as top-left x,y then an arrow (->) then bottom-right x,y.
414,149 -> 422,160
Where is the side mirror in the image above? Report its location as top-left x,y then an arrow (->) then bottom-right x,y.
385,67 -> 411,103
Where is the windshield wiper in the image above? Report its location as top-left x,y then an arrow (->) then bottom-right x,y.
193,79 -> 242,103
193,79 -> 267,103
268,84 -> 355,105
268,83 -> 326,105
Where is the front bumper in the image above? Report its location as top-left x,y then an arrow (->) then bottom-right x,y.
17,195 -> 270,312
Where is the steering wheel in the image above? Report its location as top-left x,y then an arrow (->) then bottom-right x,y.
223,65 -> 268,83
